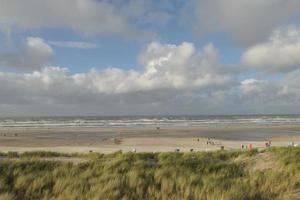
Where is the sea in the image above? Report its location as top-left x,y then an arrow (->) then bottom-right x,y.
0,115 -> 300,128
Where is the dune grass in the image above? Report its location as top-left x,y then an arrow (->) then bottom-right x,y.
0,147 -> 299,200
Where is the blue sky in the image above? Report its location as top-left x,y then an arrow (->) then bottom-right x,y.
0,0 -> 300,116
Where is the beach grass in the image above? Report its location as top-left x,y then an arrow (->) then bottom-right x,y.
0,147 -> 299,200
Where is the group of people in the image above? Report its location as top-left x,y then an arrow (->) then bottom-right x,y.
265,140 -> 272,148
205,137 -> 221,146
196,137 -> 219,145
241,140 -> 272,150
241,144 -> 253,150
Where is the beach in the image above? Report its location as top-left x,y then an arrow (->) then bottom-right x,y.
0,124 -> 299,153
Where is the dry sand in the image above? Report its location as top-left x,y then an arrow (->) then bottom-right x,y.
0,125 -> 299,153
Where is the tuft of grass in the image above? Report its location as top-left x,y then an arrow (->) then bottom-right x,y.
0,147 -> 299,200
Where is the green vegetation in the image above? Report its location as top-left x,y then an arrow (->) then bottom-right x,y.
0,151 -> 82,158
0,147 -> 299,200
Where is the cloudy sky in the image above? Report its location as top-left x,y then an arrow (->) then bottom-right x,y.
1,0 -> 300,116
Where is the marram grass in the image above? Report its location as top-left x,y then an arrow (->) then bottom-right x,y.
0,147 -> 299,200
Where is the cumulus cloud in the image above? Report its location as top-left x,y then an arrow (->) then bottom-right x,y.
0,37 -> 53,70
242,26 -> 300,73
32,42 -> 234,94
137,42 -> 234,90
0,41 -> 238,115
240,79 -> 282,102
183,0 -> 300,45
49,41 -> 97,49
98,42 -> 234,93
233,68 -> 300,114
1,40 -> 300,115
0,0 -> 166,40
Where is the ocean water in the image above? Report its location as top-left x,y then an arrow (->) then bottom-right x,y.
0,115 -> 300,128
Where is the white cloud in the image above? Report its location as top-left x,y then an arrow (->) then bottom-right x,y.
49,41 -> 97,49
71,42 -> 234,94
240,79 -> 278,98
234,68 -> 300,113
183,0 -> 300,45
0,41 -> 238,115
0,0 -> 154,39
0,37 -> 53,69
241,79 -> 266,94
242,26 -> 300,73
0,41 -> 233,92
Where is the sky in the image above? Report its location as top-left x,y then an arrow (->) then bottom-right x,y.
1,0 -> 300,116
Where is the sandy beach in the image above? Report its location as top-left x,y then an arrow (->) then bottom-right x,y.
0,124 -> 299,153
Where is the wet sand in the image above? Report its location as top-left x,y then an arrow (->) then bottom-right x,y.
0,125 -> 299,153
